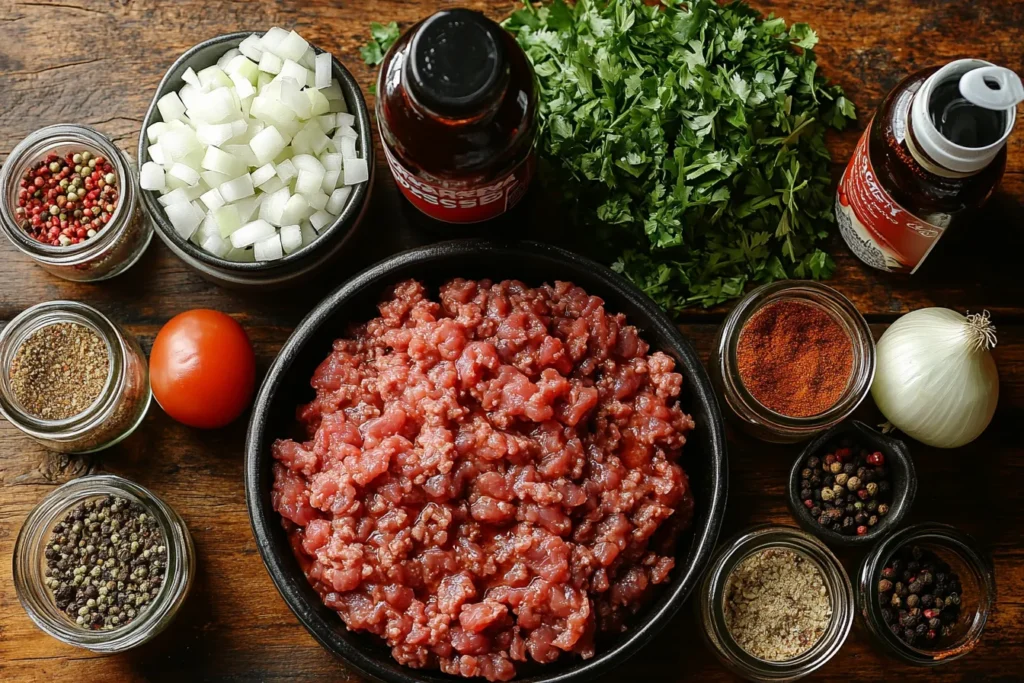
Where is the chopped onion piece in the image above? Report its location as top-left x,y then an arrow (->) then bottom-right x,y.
226,55 -> 259,83
234,194 -> 263,223
225,247 -> 256,263
306,190 -> 329,211
280,194 -> 310,225
161,128 -> 200,161
279,78 -> 311,118
337,112 -> 355,128
202,232 -> 231,258
165,201 -> 202,239
317,114 -> 337,134
314,52 -> 332,89
169,163 -> 201,186
238,34 -> 264,62
260,27 -> 290,53
260,187 -> 291,225
140,162 -> 166,191
322,79 -> 343,101
157,92 -> 187,122
146,122 -> 170,144
230,219 -> 276,248
250,163 -> 277,187
339,135 -> 357,160
258,51 -> 283,75
223,144 -> 258,167
249,125 -> 287,165
276,31 -> 309,62
197,66 -> 232,90
275,159 -> 297,182
279,59 -> 309,87
213,205 -> 242,238
158,188 -> 190,207
280,224 -> 302,254
220,174 -> 255,202
309,210 -> 333,232
201,146 -> 245,176
343,157 -> 368,185
217,48 -> 241,69
307,88 -> 330,117
320,153 -> 343,171
200,170 -> 231,187
295,167 -> 325,195
335,125 -> 358,140
253,233 -> 284,261
258,176 -> 286,194
326,186 -> 352,215
230,72 -> 256,100
321,169 -> 341,194
200,187 -> 226,211
290,154 -> 323,174
300,47 -> 317,70
196,122 -> 235,147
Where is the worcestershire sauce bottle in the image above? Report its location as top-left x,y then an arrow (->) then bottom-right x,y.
376,9 -> 538,232
836,60 -> 1023,273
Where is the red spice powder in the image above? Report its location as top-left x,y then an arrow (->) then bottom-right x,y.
736,299 -> 854,418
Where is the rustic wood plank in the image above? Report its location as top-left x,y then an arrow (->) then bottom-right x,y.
1,0 -> 1023,681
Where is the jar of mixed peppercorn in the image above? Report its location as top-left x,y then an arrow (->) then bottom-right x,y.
0,124 -> 153,281
13,474 -> 194,652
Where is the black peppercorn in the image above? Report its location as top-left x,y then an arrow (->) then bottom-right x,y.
808,456 -> 821,469
801,468 -> 813,480
879,579 -> 893,593
879,545 -> 964,650
906,594 -> 919,608
800,488 -> 812,500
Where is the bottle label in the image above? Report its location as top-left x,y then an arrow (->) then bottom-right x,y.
835,126 -> 947,274
384,145 -> 534,224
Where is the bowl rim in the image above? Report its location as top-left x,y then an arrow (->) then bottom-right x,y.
786,419 -> 918,547
244,239 -> 729,682
138,30 -> 374,274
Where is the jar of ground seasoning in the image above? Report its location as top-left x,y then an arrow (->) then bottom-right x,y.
711,281 -> 876,443
13,474 -> 194,652
0,124 -> 153,281
0,301 -> 151,453
698,526 -> 854,681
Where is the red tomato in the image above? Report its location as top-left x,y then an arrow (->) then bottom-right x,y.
150,309 -> 256,429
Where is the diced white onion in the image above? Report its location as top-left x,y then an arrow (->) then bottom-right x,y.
260,27 -> 290,53
165,201 -> 202,239
201,232 -> 232,258
339,135 -> 357,160
158,188 -> 190,207
157,92 -> 187,122
250,163 -> 277,187
259,51 -> 283,75
279,59 -> 309,87
322,79 -> 343,101
249,125 -> 287,165
257,176 -> 286,193
326,186 -> 352,215
336,112 -> 355,128
275,159 -> 297,182
169,163 -> 201,186
147,122 -> 170,144
280,194 -> 310,225
309,210 -> 333,231
140,162 -> 166,191
321,169 -> 340,194
280,224 -> 302,253
201,146 -> 245,176
220,174 -> 255,202
314,52 -> 332,89
343,157 -> 368,185
230,219 -> 276,248
196,122 -> 235,147
238,34 -> 264,62
253,233 -> 284,261
200,187 -> 226,211
276,31 -> 309,62
214,205 -> 242,237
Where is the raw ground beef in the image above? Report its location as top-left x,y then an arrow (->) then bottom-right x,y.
272,279 -> 696,681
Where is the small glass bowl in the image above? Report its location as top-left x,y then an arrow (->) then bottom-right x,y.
856,523 -> 994,665
13,474 -> 195,652
0,124 -> 153,282
0,301 -> 151,453
698,525 -> 854,681
710,281 -> 876,443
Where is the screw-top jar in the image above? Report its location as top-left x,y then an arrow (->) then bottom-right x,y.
13,474 -> 194,652
0,124 -> 153,281
710,281 -> 876,443
377,9 -> 538,225
0,301 -> 151,453
698,526 -> 855,681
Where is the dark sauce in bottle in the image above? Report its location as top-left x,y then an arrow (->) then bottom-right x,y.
836,61 -> 1018,273
377,10 -> 538,229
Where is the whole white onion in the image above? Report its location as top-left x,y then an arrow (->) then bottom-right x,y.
871,308 -> 999,449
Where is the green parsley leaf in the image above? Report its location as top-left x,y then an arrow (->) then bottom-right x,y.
504,0 -> 855,309
361,21 -> 400,67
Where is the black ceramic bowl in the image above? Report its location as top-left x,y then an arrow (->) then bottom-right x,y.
245,240 -> 729,682
139,31 -> 374,288
787,420 -> 917,547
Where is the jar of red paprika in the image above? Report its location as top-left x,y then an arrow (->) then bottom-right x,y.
0,124 -> 153,282
376,9 -> 538,225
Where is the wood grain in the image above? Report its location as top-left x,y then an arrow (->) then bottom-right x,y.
1,0 -> 1023,682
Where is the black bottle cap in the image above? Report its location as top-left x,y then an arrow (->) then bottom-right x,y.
406,9 -> 508,117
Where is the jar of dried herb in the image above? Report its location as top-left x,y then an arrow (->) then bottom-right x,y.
0,301 -> 151,453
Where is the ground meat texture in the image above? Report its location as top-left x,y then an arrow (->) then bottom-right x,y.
272,279 -> 696,681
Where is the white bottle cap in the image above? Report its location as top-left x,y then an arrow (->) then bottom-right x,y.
909,59 -> 1021,174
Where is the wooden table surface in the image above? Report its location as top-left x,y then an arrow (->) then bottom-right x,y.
1,0 -> 1022,681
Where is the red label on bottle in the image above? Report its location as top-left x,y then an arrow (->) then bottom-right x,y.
383,145 -> 534,224
836,126 -> 948,274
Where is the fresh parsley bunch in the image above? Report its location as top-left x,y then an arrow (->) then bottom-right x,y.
505,0 -> 856,309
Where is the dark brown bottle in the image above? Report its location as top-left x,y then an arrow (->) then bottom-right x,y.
836,60 -> 1022,273
376,9 -> 538,226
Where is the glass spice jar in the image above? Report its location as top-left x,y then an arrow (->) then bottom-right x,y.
710,281 -> 876,443
698,525 -> 855,681
0,124 -> 153,281
856,523 -> 995,666
0,301 -> 151,453
13,474 -> 194,652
